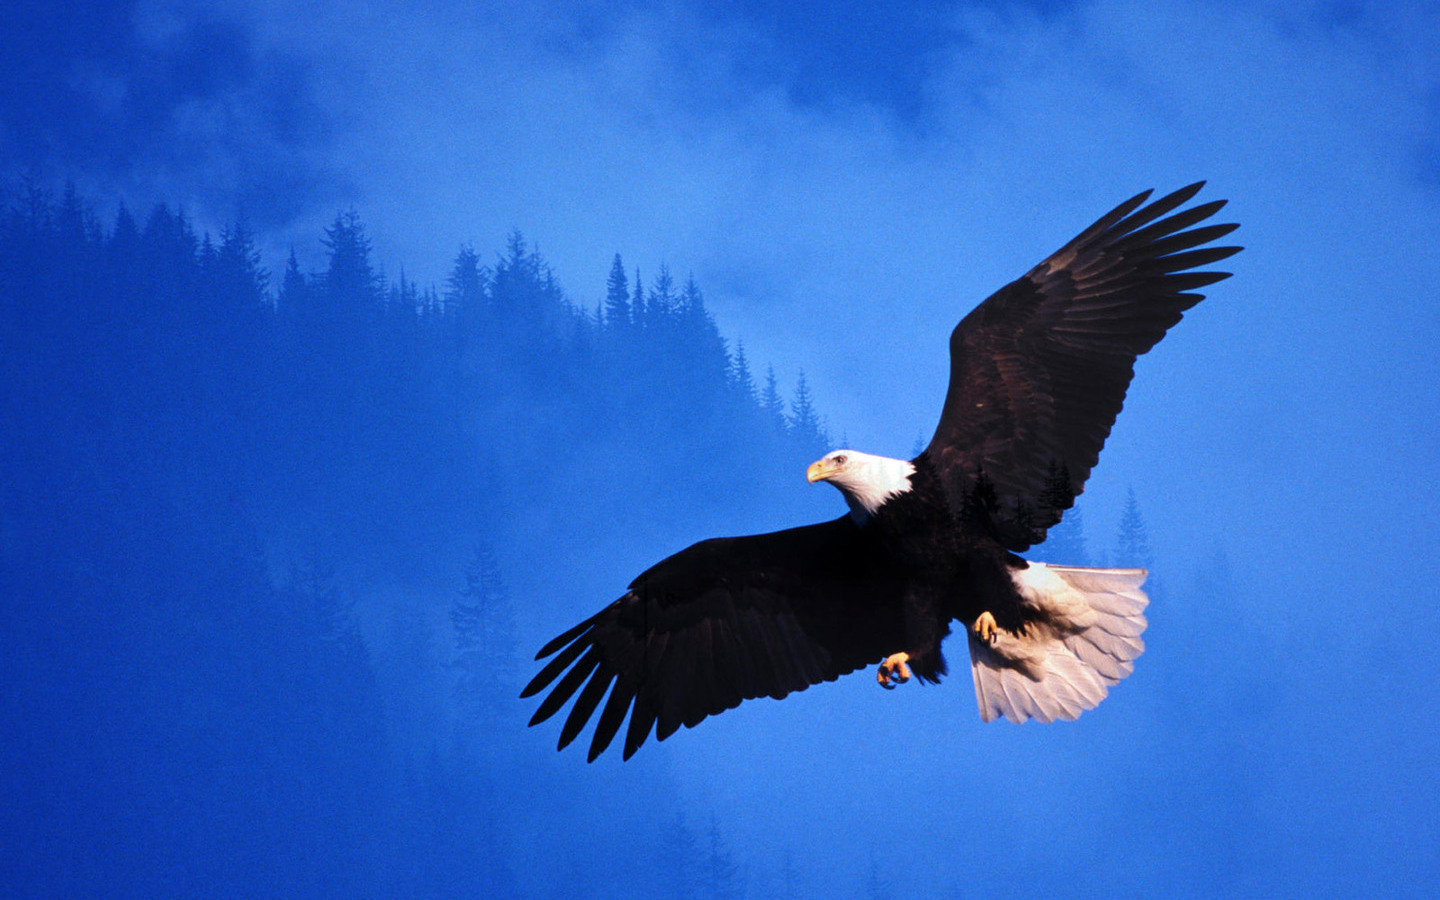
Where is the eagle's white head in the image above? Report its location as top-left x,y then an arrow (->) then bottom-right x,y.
806,450 -> 916,524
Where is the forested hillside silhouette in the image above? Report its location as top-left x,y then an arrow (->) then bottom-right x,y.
0,181 -> 1173,897
0,180 -> 842,896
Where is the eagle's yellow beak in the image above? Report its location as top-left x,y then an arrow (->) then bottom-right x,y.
806,459 -> 832,483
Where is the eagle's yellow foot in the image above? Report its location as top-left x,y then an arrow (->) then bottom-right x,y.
973,611 -> 998,645
877,652 -> 912,690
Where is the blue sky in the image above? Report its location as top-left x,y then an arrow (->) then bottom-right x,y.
5,0 -> 1439,895
8,0 -> 1434,464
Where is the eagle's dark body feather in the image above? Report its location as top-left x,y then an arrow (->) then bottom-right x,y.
523,183 -> 1240,758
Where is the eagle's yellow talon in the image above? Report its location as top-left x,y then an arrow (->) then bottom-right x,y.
973,611 -> 998,644
877,652 -> 912,689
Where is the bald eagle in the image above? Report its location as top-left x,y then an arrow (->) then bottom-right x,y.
523,183 -> 1240,760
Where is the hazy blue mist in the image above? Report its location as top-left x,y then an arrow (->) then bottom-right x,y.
3,1 -> 1437,897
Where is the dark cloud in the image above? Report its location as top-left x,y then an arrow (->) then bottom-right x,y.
675,0 -> 1072,122
528,0 -> 1075,123
1,1 -> 139,160
0,0 -> 350,228
701,1 -> 952,120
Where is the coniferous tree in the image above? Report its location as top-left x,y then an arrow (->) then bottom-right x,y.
657,813 -> 701,900
216,219 -> 270,313
1115,486 -> 1153,570
388,269 -> 421,318
134,203 -> 201,336
443,245 -> 484,363
780,849 -> 798,898
490,230 -> 568,343
789,369 -> 828,451
57,180 -> 96,247
292,548 -> 369,672
321,209 -> 380,332
199,231 -> 218,274
140,204 -> 199,276
105,204 -> 142,327
728,340 -> 755,400
631,267 -> 645,327
322,210 -> 375,294
604,253 -> 630,328
761,364 -> 786,431
383,271 -> 422,386
678,273 -> 728,390
701,816 -> 740,900
0,181 -> 870,896
649,263 -> 676,328
278,248 -> 307,312
491,230 -> 530,316
109,202 -> 140,257
452,543 -> 514,725
16,174 -> 53,237
443,245 -> 484,318
865,854 -> 889,900
678,272 -> 703,319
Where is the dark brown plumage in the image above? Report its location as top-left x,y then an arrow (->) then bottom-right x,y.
927,182 -> 1240,550
522,517 -> 907,760
523,183 -> 1240,759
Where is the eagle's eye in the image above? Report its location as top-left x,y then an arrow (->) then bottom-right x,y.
833,454 -> 848,466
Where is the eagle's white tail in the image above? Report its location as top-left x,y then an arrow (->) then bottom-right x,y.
968,563 -> 1148,724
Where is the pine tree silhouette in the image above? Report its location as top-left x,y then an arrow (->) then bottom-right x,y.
729,340 -> 755,400
321,209 -> 379,328
761,364 -> 786,431
649,263 -> 676,328
443,245 -> 484,318
0,181 -> 867,898
604,252 -> 630,328
1115,486 -> 1153,570
452,543 -> 515,724
789,369 -> 828,453
216,219 -> 269,313
279,247 -> 306,310
631,266 -> 645,326
701,816 -> 740,900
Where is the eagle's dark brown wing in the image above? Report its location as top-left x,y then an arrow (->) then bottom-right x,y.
924,182 -> 1240,551
522,516 -> 906,761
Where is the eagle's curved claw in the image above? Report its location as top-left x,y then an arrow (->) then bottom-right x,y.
973,611 -> 998,645
877,652 -> 912,689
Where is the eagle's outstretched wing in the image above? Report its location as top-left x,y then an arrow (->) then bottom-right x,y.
522,516 -> 906,760
924,182 -> 1240,551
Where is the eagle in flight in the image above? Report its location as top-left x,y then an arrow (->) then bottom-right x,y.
523,183 -> 1240,760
